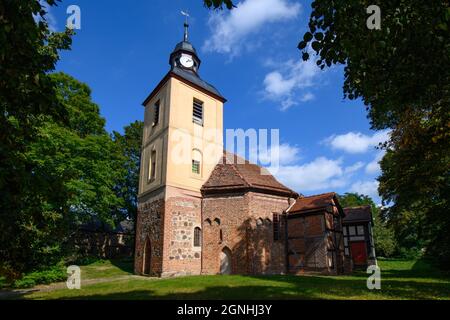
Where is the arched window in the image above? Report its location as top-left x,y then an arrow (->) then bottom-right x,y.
214,218 -> 221,226
192,149 -> 202,175
148,149 -> 156,182
204,218 -> 212,226
194,227 -> 201,247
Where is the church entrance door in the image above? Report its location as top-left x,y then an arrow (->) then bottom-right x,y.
220,247 -> 232,275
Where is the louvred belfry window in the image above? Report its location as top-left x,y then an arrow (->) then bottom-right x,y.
193,99 -> 203,125
153,100 -> 160,126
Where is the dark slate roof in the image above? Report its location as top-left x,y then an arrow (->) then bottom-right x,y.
173,41 -> 197,55
201,151 -> 298,197
343,206 -> 373,223
171,66 -> 225,101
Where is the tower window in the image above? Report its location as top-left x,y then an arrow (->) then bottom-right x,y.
193,99 -> 203,125
194,227 -> 201,247
153,100 -> 160,126
192,160 -> 200,174
149,150 -> 156,182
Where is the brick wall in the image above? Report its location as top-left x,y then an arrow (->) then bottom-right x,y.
287,207 -> 347,275
202,193 -> 249,274
201,191 -> 292,275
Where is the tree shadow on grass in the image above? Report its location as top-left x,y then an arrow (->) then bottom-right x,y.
378,258 -> 450,280
17,274 -> 450,300
109,258 -> 134,275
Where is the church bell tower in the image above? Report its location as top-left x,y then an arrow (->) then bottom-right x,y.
134,20 -> 226,277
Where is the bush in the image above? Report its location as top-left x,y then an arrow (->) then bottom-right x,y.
397,247 -> 424,260
12,278 -> 36,289
12,265 -> 67,289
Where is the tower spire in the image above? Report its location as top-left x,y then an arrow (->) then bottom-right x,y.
181,10 -> 190,42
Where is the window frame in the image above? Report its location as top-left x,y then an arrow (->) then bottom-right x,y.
148,150 -> 157,182
192,159 -> 201,175
152,100 -> 160,127
192,99 -> 204,126
194,227 -> 201,247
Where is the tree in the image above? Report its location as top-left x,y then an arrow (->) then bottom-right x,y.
339,193 -> 396,257
0,0 -> 73,276
379,113 -> 449,261
294,1 -> 450,268
1,72 -> 128,274
113,121 -> 144,223
203,0 -> 235,10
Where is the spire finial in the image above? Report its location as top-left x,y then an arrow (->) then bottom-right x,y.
181,10 -> 190,42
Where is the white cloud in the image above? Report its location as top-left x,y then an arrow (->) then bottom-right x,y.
365,151 -> 385,175
323,130 -> 390,154
263,58 -> 320,110
350,180 -> 380,200
300,92 -> 315,102
203,0 -> 301,56
264,71 -> 297,96
345,161 -> 365,174
268,157 -> 364,192
258,143 -> 301,165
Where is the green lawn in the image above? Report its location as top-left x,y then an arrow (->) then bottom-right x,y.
78,259 -> 134,280
12,258 -> 450,300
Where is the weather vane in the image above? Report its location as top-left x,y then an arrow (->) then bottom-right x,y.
181,10 -> 190,41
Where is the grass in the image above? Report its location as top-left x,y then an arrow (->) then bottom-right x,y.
78,258 -> 134,280
9,258 -> 450,300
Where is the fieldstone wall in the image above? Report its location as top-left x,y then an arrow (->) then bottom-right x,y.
134,194 -> 165,276
161,195 -> 202,277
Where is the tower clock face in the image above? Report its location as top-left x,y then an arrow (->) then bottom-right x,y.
180,55 -> 194,68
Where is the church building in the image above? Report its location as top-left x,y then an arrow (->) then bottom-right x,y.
134,24 -> 375,277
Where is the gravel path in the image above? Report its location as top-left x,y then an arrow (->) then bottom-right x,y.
0,274 -> 154,299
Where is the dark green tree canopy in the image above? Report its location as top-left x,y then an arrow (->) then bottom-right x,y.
298,1 -> 450,130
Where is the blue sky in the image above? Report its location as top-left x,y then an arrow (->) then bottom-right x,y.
47,0 -> 388,203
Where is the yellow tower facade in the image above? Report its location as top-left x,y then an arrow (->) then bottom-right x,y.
134,28 -> 225,277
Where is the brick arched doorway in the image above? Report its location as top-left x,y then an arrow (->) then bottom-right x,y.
220,247 -> 232,275
142,237 -> 151,275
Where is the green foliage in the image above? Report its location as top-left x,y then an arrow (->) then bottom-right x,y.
298,1 -> 450,130
203,0 -> 235,10
0,0 -> 73,275
379,114 -> 450,265
1,70 -> 128,274
12,264 -> 66,289
113,121 -> 144,222
339,193 -> 396,257
297,1 -> 450,268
